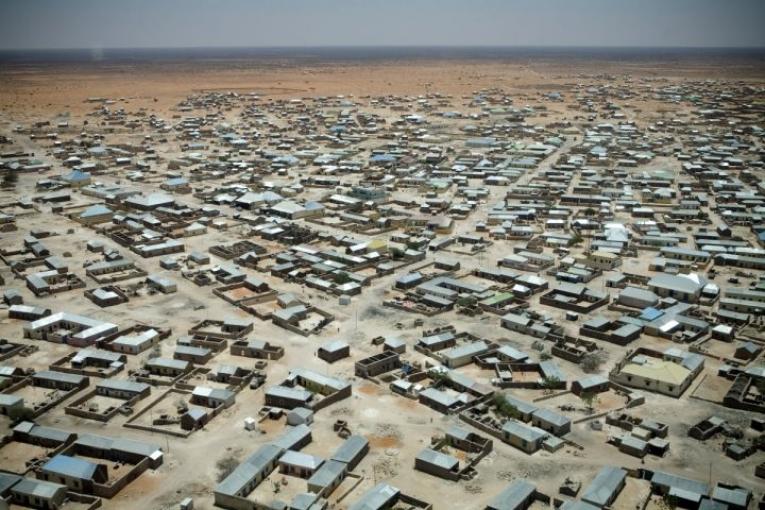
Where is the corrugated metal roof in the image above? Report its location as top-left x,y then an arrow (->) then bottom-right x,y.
349,482 -> 400,510
487,479 -> 536,510
416,448 -> 459,470
581,466 -> 626,506
42,455 -> 99,480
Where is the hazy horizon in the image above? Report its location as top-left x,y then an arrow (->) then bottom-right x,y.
1,0 -> 764,51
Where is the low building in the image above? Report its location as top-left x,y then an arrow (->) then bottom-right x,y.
355,351 -> 401,378
441,341 -> 490,368
230,339 -> 284,360
191,386 -> 236,408
9,477 -> 68,509
330,435 -> 369,470
174,344 -> 213,364
96,379 -> 150,399
486,479 -> 537,510
318,340 -> 350,363
146,357 -> 190,377
265,385 -> 314,409
501,421 -> 547,454
414,448 -> 459,480
611,349 -> 704,398
38,454 -> 108,492
418,387 -> 464,414
307,459 -> 347,497
571,375 -> 609,396
531,408 -> 571,436
581,466 -> 626,507
214,443 -> 283,509
278,450 -> 324,478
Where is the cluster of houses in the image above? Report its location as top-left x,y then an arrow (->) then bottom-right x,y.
1,75 -> 764,510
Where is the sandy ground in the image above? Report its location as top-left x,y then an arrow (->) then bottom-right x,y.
2,54 -> 764,121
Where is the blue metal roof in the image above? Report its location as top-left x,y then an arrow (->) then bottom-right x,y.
42,455 -> 98,480
640,307 -> 664,321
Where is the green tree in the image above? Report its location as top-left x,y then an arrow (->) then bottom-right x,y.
492,394 -> 520,419
216,456 -> 240,482
1,170 -> 18,190
580,392 -> 597,414
333,271 -> 352,285
541,375 -> 560,394
7,405 -> 35,423
581,352 -> 606,373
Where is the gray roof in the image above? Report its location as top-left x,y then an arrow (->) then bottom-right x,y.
651,471 -> 709,496
10,477 -> 66,500
416,447 -> 459,470
420,387 -> 459,408
320,340 -> 349,353
72,348 -> 124,364
75,433 -> 160,458
442,340 -> 489,360
446,425 -> 471,441
581,466 -> 626,506
289,368 -> 349,392
349,482 -> 400,510
267,385 -> 313,403
560,501 -> 600,510
290,492 -> 321,510
487,479 -> 536,510
147,357 -> 189,371
575,374 -> 609,390
497,345 -> 529,361
532,408 -> 571,428
215,443 -> 283,496
272,424 -> 311,451
174,344 -> 211,357
648,273 -> 703,295
279,450 -> 323,470
0,393 -> 23,406
502,395 -> 538,416
502,421 -> 546,442
331,435 -> 369,465
307,459 -> 346,489
0,473 -> 22,495
42,455 -> 99,480
13,422 -> 74,444
619,286 -> 659,304
33,370 -> 86,386
539,361 -> 566,382
712,484 -> 750,507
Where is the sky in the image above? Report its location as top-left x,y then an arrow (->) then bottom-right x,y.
0,0 -> 764,50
